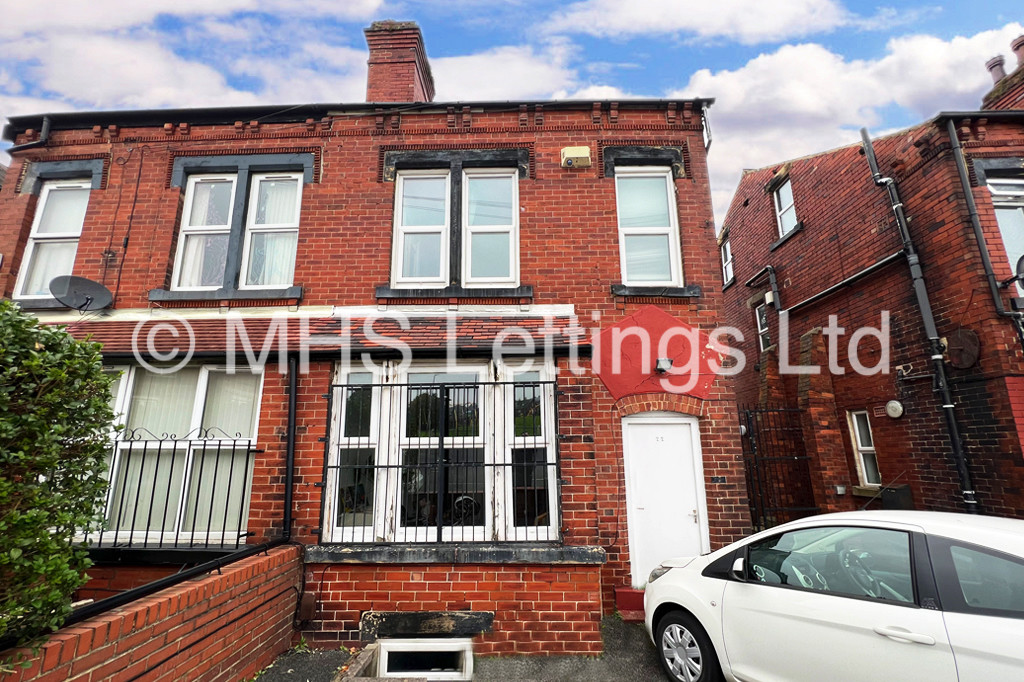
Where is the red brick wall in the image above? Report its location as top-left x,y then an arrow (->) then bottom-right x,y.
3,546 -> 301,682
722,118 -> 1024,516
303,563 -> 602,655
76,566 -> 179,602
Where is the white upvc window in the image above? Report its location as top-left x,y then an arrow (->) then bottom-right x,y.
848,410 -> 881,487
988,177 -> 1024,296
721,237 -> 734,284
462,168 -> 519,286
773,178 -> 799,237
172,172 -> 303,291
756,302 -> 770,351
14,179 -> 91,299
95,365 -> 263,546
614,166 -> 683,286
324,360 -> 558,544
393,170 -> 451,286
240,173 -> 302,288
174,175 -> 236,290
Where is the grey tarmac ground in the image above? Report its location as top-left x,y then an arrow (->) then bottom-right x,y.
256,615 -> 665,682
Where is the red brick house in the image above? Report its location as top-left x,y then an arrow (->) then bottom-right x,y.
0,22 -> 747,656
720,34 -> 1024,526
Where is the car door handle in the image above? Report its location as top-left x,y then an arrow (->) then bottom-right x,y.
872,626 -> 936,646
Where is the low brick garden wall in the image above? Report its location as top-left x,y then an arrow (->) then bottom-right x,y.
3,545 -> 302,682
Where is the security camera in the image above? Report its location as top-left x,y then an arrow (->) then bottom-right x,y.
565,158 -> 574,167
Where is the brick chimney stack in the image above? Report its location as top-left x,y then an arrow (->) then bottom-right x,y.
364,20 -> 435,103
1013,35 -> 1024,69
987,56 -> 1007,85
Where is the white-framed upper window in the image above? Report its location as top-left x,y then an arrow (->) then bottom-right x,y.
324,360 -> 558,544
95,365 -> 263,546
848,410 -> 881,487
14,179 -> 91,299
391,168 -> 520,288
615,166 -> 682,286
393,170 -> 450,286
172,171 -> 303,291
462,168 -> 519,285
773,178 -> 799,238
988,177 -> 1024,296
721,237 -> 734,284
756,302 -> 770,351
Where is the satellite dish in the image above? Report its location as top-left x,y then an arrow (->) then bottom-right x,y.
1016,254 -> 1024,282
49,276 -> 113,311
946,328 -> 980,370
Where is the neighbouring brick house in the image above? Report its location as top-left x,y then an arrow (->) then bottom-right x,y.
0,21 -> 747,658
720,34 -> 1024,526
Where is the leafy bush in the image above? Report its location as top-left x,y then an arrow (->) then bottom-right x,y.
0,300 -> 115,648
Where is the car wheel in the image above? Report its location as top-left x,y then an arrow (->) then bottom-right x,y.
655,610 -> 723,682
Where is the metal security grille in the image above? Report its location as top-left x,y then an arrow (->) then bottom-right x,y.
322,379 -> 560,543
85,427 -> 256,550
740,406 -> 819,531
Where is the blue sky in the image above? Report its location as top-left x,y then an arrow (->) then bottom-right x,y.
1,1 -> 1021,224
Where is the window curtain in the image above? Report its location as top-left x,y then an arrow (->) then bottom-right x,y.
37,187 -> 89,234
246,231 -> 297,286
189,180 -> 232,227
23,241 -> 78,296
126,368 -> 200,438
255,178 -> 298,224
201,371 -> 260,438
180,233 -> 229,288
106,445 -> 185,531
182,445 -> 253,533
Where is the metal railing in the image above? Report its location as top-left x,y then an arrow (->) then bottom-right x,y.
322,379 -> 560,543
82,427 -> 256,550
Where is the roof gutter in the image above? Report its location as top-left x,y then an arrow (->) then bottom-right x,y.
5,115 -> 51,154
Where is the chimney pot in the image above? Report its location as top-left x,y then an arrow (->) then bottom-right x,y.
364,20 -> 435,103
1013,35 -> 1024,67
986,55 -> 1007,84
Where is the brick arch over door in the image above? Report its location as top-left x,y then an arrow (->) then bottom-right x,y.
614,392 -> 704,418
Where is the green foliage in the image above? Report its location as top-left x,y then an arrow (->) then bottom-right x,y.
0,300 -> 115,647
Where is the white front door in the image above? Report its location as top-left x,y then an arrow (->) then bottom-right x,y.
622,413 -> 708,588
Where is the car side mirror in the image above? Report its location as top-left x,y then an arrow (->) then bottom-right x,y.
730,556 -> 746,582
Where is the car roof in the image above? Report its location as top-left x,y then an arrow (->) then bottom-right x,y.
780,510 -> 1024,556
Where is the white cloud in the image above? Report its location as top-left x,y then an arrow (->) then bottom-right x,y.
0,0 -> 384,39
544,0 -> 851,44
432,43 -> 577,100
669,23 -> 1024,226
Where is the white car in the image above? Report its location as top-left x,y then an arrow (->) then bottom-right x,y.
644,510 -> 1024,682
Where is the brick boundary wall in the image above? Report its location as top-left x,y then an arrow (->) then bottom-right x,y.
303,564 -> 603,655
2,546 -> 301,682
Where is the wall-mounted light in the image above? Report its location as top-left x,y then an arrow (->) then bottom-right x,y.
835,485 -> 847,496
655,358 -> 673,374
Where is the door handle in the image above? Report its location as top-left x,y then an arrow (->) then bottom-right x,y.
688,509 -> 698,524
872,626 -> 935,646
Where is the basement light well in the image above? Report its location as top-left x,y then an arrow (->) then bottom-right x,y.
376,638 -> 474,680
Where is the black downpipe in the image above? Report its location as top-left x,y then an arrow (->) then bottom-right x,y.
861,128 -> 979,513
6,115 -> 51,154
944,119 -> 1024,352
284,355 -> 298,541
744,265 -> 782,311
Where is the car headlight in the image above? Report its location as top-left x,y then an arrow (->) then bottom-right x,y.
649,565 -> 672,583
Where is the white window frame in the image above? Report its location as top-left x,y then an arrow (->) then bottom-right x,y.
172,174 -> 238,291
461,168 -> 520,287
988,177 -> 1024,296
323,360 -> 558,544
377,638 -> 473,680
91,365 -> 264,545
614,166 -> 683,286
239,172 -> 304,290
756,302 -> 770,351
848,410 -> 881,487
773,178 -> 799,238
721,237 -> 734,284
14,179 -> 91,299
391,170 -> 451,288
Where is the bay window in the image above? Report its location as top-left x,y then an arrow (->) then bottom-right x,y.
324,362 -> 558,544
